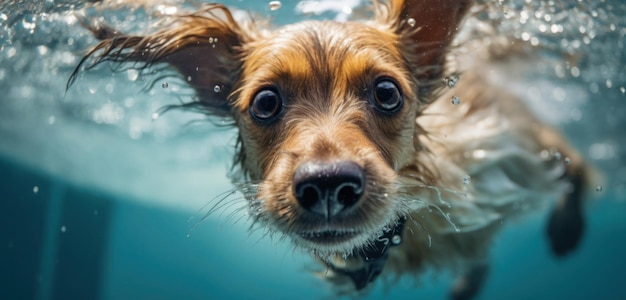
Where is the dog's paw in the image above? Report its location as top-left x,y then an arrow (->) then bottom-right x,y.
450,264 -> 489,300
546,198 -> 585,257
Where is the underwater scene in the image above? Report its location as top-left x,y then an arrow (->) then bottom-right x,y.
1,0 -> 625,299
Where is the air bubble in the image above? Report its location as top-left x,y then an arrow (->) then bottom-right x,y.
213,85 -> 221,93
463,175 -> 471,184
407,18 -> 416,27
187,76 -> 192,82
269,1 -> 282,11
33,186 -> 39,194
391,235 -> 402,245
451,96 -> 461,105
162,82 -> 168,88
443,75 -> 459,88
151,112 -> 160,120
60,226 -> 67,233
595,185 -> 603,192
564,157 -> 571,165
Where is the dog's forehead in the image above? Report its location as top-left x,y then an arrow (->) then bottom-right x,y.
234,21 -> 408,110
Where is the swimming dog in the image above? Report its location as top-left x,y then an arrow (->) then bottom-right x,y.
70,0 -> 592,298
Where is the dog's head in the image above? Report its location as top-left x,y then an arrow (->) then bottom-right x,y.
73,0 -> 471,256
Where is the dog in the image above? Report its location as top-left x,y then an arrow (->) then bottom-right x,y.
70,0 -> 593,298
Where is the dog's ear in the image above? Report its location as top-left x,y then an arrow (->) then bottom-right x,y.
377,0 -> 472,94
69,4 -> 255,117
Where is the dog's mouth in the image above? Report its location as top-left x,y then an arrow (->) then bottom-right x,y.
297,229 -> 360,244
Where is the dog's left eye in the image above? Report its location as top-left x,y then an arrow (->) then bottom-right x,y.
372,79 -> 403,114
250,88 -> 283,123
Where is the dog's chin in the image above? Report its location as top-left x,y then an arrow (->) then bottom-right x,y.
298,229 -> 360,244
293,230 -> 368,256
292,220 -> 395,256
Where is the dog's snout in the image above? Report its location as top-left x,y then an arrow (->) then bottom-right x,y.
293,161 -> 366,219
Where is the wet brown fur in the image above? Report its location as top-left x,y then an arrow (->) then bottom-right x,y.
70,0 -> 591,297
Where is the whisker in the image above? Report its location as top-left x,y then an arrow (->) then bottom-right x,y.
217,196 -> 246,218
197,188 -> 238,213
406,213 -> 432,248
231,211 -> 251,226
402,199 -> 461,233
223,202 -> 250,223
200,190 -> 239,222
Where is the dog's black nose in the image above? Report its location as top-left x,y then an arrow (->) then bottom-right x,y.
293,161 -> 366,219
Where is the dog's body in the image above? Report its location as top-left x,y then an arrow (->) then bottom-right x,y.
72,0 -> 591,298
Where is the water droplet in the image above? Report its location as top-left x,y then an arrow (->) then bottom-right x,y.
162,82 -> 168,88
443,75 -> 459,88
451,96 -> 461,105
463,175 -> 471,184
60,226 -> 67,233
564,157 -> 571,165
595,185 -> 603,192
213,85 -> 221,93
269,1 -> 282,11
407,18 -> 416,27
33,186 -> 39,194
391,235 -> 402,245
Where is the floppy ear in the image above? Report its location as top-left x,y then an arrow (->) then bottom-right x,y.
377,0 -> 472,96
69,4 -> 255,118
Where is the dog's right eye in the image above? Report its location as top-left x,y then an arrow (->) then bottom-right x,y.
250,88 -> 283,123
372,78 -> 403,114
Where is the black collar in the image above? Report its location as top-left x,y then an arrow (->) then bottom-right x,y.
325,216 -> 407,290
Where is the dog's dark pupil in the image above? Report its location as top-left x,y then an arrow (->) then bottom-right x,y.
252,89 -> 280,119
375,80 -> 401,110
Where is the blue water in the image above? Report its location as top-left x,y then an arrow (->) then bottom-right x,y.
1,1 -> 625,299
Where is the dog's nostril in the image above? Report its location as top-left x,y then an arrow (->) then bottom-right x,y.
297,185 -> 321,212
293,161 -> 366,219
336,183 -> 360,207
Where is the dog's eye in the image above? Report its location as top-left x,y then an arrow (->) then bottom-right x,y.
372,79 -> 403,114
250,88 -> 283,123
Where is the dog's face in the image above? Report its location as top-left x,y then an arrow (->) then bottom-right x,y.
73,0 -> 471,256
233,21 -> 419,254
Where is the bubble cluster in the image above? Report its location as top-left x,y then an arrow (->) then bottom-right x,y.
443,75 -> 459,88
451,96 -> 461,105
